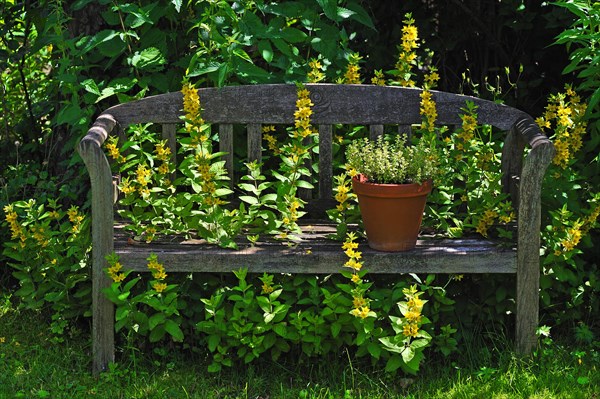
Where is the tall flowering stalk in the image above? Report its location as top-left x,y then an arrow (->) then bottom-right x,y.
394,13 -> 419,87
342,232 -> 375,319
420,68 -> 439,135
274,83 -> 317,238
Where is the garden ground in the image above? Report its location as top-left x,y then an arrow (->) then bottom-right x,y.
1,293 -> 598,399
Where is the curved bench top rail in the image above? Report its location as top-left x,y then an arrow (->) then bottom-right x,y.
97,83 -> 528,129
80,84 -> 552,164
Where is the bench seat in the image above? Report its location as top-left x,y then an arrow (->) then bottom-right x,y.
115,222 -> 517,275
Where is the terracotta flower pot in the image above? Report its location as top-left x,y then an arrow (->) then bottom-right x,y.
352,175 -> 432,252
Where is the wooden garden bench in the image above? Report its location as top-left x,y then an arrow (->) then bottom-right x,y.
78,84 -> 555,375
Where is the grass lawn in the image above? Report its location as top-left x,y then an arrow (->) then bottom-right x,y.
0,293 -> 598,399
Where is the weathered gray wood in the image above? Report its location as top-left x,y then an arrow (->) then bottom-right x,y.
502,124 -> 526,209
100,84 -> 528,130
369,124 -> 384,140
318,124 -> 333,200
114,224 -> 517,275
298,137 -> 313,201
78,115 -> 117,376
219,124 -> 234,183
514,117 -> 555,355
247,123 -> 262,163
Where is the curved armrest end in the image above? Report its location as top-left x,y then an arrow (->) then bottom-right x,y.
78,114 -> 118,163
513,116 -> 553,150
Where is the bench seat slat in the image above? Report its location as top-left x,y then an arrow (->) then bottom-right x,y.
114,224 -> 516,275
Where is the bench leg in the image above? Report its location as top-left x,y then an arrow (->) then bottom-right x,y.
93,272 -> 115,376
515,257 -> 539,354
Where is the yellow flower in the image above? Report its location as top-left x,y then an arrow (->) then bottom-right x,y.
371,70 -> 386,86
342,241 -> 358,251
158,162 -> 170,175
153,282 -> 167,293
405,310 -> 422,323
350,306 -> 371,319
182,82 -> 200,121
308,59 -> 325,83
261,283 -> 274,294
154,141 -> 172,162
395,14 -> 419,87
420,89 -> 437,133
344,258 -> 363,271
119,178 -> 136,195
344,64 -> 361,84
353,296 -> 367,308
351,274 -> 361,284
343,53 -> 362,84
5,211 -> 18,224
344,248 -> 362,260
407,296 -> 424,312
403,322 -> 419,337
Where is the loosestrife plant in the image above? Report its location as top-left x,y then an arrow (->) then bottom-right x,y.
340,232 -> 433,374
103,252 -> 183,342
2,200 -> 91,337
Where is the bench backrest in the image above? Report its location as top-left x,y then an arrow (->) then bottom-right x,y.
81,84 -> 550,212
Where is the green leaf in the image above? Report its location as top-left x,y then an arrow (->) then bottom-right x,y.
401,345 -> 415,363
115,306 -> 130,321
281,27 -> 308,43
129,47 -> 166,72
256,296 -> 270,313
164,319 -> 184,342
208,334 -> 220,352
346,2 -> 376,29
149,324 -> 166,342
233,48 -> 253,63
274,323 -> 288,337
385,354 -> 403,372
171,0 -> 182,12
367,342 -> 382,359
149,312 -> 166,330
317,0 -> 338,21
258,40 -> 274,63
336,7 -> 355,20
81,79 -> 100,96
239,195 -> 259,205
207,362 -> 222,373
295,180 -> 314,189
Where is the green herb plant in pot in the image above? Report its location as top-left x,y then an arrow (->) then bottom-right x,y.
346,135 -> 439,251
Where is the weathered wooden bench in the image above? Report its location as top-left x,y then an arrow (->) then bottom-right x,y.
78,84 -> 554,375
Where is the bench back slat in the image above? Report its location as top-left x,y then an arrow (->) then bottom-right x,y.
218,123 -> 234,183
103,84 -> 528,129
247,123 -> 262,164
318,124 -> 333,200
